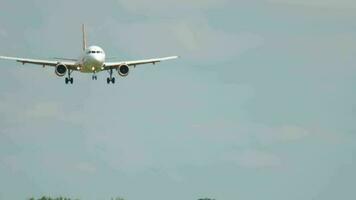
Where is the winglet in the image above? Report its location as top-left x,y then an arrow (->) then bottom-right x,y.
82,24 -> 87,51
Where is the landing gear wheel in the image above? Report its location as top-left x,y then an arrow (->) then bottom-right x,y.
65,70 -> 73,84
107,69 -> 115,84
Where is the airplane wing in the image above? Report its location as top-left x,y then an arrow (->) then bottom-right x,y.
104,56 -> 178,70
0,56 -> 78,70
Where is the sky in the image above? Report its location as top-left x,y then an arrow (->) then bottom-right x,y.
0,0 -> 355,200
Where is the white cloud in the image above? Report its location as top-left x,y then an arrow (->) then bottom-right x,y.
118,0 -> 356,12
0,155 -> 22,173
267,0 -> 356,9
107,19 -> 263,64
24,102 -> 61,119
15,0 -> 262,64
84,131 -> 155,174
223,149 -> 282,169
74,162 -> 97,173
0,28 -> 7,38
0,99 -> 85,127
117,0 -> 228,15
256,125 -> 310,144
193,121 -> 310,145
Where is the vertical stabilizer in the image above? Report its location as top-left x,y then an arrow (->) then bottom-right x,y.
82,24 -> 87,51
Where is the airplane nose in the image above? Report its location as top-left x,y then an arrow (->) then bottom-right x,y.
96,55 -> 105,64
88,54 -> 103,65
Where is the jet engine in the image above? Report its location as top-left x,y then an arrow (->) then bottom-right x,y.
118,64 -> 129,77
55,64 -> 68,77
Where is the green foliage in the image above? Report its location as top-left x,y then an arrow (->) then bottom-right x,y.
29,196 -> 125,200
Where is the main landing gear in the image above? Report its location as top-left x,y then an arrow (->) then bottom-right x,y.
107,69 -> 115,84
92,72 -> 98,80
65,70 -> 74,84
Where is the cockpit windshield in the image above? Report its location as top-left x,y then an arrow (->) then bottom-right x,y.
87,50 -> 102,54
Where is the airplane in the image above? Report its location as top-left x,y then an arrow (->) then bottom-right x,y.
0,25 -> 178,84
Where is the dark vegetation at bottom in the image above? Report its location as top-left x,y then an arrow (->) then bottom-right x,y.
28,197 -> 215,200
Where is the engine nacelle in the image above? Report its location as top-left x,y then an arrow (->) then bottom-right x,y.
55,64 -> 68,77
118,64 -> 129,77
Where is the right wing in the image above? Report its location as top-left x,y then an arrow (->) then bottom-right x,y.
0,56 -> 78,70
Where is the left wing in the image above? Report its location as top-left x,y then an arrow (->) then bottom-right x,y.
104,56 -> 178,70
0,56 -> 78,70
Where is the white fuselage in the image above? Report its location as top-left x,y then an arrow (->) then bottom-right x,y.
77,45 -> 106,73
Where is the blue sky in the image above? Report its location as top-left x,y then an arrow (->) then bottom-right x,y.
0,0 -> 355,200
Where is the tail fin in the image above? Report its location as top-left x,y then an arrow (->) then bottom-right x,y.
82,24 -> 87,51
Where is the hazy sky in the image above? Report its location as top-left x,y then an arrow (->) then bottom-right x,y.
0,0 -> 355,200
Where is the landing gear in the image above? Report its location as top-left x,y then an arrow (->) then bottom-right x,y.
107,69 -> 116,84
65,77 -> 73,84
92,73 -> 98,80
107,77 -> 115,84
65,70 -> 74,84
